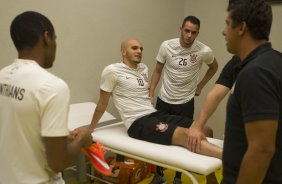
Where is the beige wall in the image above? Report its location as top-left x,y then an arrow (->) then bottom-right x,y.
0,0 -> 184,118
1,0 -> 281,139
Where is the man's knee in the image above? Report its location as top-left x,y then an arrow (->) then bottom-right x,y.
203,126 -> 213,137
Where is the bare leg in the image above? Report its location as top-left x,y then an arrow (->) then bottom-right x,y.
171,127 -> 221,184
202,126 -> 220,184
203,125 -> 213,137
171,127 -> 222,159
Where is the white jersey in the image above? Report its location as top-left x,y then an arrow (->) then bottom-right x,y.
156,38 -> 214,104
101,62 -> 156,129
0,59 -> 70,184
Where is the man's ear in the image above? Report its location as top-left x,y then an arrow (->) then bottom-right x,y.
121,48 -> 126,56
179,26 -> 183,33
238,21 -> 248,36
43,31 -> 50,46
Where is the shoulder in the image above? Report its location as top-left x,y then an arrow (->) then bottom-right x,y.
102,63 -> 129,78
103,63 -> 123,72
44,74 -> 70,94
34,73 -> 70,104
167,38 -> 180,47
32,65 -> 69,90
239,51 -> 280,82
224,56 -> 241,68
138,63 -> 148,69
193,40 -> 212,52
137,63 -> 149,74
166,38 -> 178,44
160,38 -> 179,48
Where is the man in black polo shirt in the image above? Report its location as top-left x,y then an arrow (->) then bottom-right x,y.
222,0 -> 282,183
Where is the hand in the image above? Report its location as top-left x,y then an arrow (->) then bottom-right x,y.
195,86 -> 202,96
69,125 -> 87,140
72,127 -> 93,147
68,131 -> 77,141
187,123 -> 206,153
149,95 -> 154,105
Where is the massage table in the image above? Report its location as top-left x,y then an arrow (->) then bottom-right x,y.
68,102 -> 223,184
68,102 -> 116,131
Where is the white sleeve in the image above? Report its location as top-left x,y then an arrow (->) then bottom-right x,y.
203,48 -> 215,65
156,42 -> 167,64
37,78 -> 70,137
100,65 -> 117,93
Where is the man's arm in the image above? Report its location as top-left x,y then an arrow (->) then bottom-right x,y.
149,62 -> 164,104
188,84 -> 229,152
236,120 -> 277,183
195,58 -> 218,96
88,89 -> 111,131
44,128 -> 92,172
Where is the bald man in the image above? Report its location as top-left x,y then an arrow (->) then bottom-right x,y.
88,37 -> 221,154
87,38 -> 222,183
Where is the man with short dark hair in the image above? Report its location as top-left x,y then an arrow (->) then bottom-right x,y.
149,15 -> 219,184
222,0 -> 282,183
0,11 -> 92,184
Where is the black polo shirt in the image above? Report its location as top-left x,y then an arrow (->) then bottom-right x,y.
222,43 -> 282,184
216,55 -> 240,89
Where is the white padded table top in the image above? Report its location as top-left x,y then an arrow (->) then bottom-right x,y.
68,102 -> 116,131
92,123 -> 223,176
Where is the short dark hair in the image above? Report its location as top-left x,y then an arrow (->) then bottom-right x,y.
10,11 -> 55,51
227,0 -> 272,41
182,16 -> 200,29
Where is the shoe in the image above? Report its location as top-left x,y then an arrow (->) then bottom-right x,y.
150,173 -> 166,184
82,142 -> 112,176
173,177 -> 182,184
